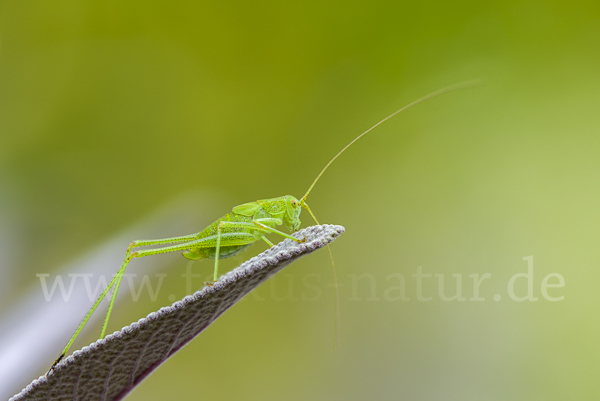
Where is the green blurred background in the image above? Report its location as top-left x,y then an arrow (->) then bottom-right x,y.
1,0 -> 599,399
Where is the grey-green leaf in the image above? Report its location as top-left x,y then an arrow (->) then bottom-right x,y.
11,224 -> 344,401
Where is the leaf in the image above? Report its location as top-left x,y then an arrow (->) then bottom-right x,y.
10,224 -> 345,401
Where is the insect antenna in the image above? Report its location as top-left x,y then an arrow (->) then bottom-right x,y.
299,80 -> 480,206
300,201 -> 341,348
299,80 -> 480,348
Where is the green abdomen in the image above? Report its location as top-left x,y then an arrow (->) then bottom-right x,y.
182,212 -> 255,261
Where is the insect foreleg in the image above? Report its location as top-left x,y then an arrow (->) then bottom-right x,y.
252,220 -> 304,242
216,219 -> 302,244
212,218 -> 297,281
212,218 -> 305,281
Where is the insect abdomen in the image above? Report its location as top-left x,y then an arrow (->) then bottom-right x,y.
182,212 -> 256,261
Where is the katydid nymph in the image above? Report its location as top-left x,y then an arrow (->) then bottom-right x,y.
48,81 -> 478,373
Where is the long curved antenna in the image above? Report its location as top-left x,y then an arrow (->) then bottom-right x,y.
299,80 -> 481,204
301,202 -> 341,347
298,80 -> 480,348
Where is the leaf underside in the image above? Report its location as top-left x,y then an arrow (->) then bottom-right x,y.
11,224 -> 345,401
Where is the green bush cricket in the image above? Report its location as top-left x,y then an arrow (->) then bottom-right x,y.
48,81 -> 478,373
